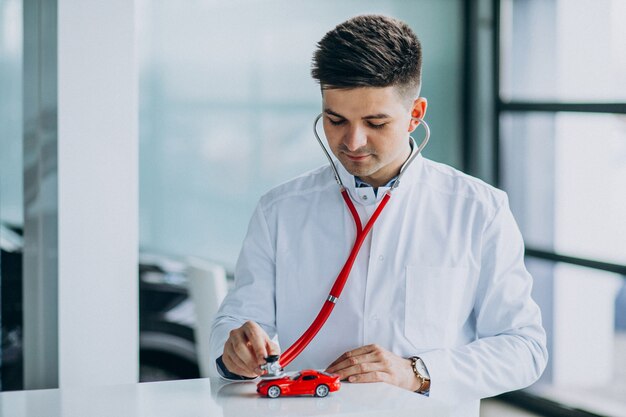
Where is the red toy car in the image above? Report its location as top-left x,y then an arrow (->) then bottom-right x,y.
257,370 -> 341,398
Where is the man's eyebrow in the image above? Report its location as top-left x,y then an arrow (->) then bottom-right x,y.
362,113 -> 391,120
324,109 -> 344,118
323,109 -> 391,120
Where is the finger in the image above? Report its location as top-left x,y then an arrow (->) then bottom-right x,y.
227,329 -> 262,373
223,350 -> 258,378
326,351 -> 380,374
230,337 -> 259,371
326,344 -> 379,370
326,353 -> 347,370
347,371 -> 390,384
331,358 -> 388,381
326,355 -> 354,374
335,362 -> 373,380
326,349 -> 359,370
266,339 -> 281,356
242,322 -> 270,364
223,350 -> 250,376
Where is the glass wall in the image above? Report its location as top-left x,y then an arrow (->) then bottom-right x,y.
498,1 -> 626,415
501,112 -> 626,265
1,0 -> 465,387
0,0 -> 23,226
500,0 -> 626,102
0,0 -> 24,392
137,0 -> 465,270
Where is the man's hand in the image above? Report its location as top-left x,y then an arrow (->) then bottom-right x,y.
222,321 -> 280,378
325,344 -> 420,391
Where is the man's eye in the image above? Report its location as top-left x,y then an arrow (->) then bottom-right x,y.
328,118 -> 346,126
368,122 -> 387,129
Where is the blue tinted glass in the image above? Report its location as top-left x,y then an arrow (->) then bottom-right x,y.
138,0 -> 463,268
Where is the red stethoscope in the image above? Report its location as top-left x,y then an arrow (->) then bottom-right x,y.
259,113 -> 430,378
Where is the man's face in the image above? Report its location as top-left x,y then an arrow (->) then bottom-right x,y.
322,86 -> 426,188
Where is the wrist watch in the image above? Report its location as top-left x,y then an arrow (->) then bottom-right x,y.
409,356 -> 431,393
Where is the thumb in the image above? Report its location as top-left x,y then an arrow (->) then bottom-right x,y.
265,339 -> 281,357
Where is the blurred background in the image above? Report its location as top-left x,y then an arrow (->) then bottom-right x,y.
1,0 -> 625,416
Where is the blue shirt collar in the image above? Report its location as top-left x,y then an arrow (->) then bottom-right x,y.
354,176 -> 397,196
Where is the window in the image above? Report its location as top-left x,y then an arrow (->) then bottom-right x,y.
495,0 -> 626,415
137,0 -> 464,270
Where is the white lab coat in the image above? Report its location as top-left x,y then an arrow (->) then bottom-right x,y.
210,153 -> 547,417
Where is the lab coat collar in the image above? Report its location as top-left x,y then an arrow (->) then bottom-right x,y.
336,144 -> 424,206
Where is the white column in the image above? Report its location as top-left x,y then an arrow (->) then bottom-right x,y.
23,0 -> 138,389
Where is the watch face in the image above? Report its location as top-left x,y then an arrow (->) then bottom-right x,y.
415,359 -> 430,379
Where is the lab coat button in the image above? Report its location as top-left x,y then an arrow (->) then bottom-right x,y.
361,194 -> 368,200
378,255 -> 384,261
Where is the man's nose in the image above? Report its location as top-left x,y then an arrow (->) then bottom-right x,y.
343,125 -> 367,152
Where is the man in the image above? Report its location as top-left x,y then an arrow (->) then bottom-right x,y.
209,14 -> 547,416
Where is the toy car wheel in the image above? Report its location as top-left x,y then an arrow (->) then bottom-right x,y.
315,384 -> 329,397
267,385 -> 281,398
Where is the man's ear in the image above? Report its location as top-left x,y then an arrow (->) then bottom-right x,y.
408,98 -> 428,133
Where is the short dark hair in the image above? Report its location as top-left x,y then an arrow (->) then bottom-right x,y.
311,15 -> 422,101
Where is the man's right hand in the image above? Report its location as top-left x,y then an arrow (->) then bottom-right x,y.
222,321 -> 280,378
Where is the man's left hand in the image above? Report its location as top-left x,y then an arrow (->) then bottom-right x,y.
325,344 -> 420,391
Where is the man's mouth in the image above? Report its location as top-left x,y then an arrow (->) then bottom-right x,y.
344,154 -> 370,161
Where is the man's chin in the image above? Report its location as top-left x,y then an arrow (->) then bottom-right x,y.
344,167 -> 372,178
340,161 -> 375,178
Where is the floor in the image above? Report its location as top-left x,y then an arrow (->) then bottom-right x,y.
481,399 -> 541,417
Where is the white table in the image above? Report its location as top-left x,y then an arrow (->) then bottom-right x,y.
0,377 -> 449,417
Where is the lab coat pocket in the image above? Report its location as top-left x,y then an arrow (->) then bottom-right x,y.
404,265 -> 470,350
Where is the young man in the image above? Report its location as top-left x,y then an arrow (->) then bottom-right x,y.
210,15 -> 547,416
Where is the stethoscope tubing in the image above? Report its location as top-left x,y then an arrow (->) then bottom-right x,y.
279,190 -> 391,367
275,113 -> 430,370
